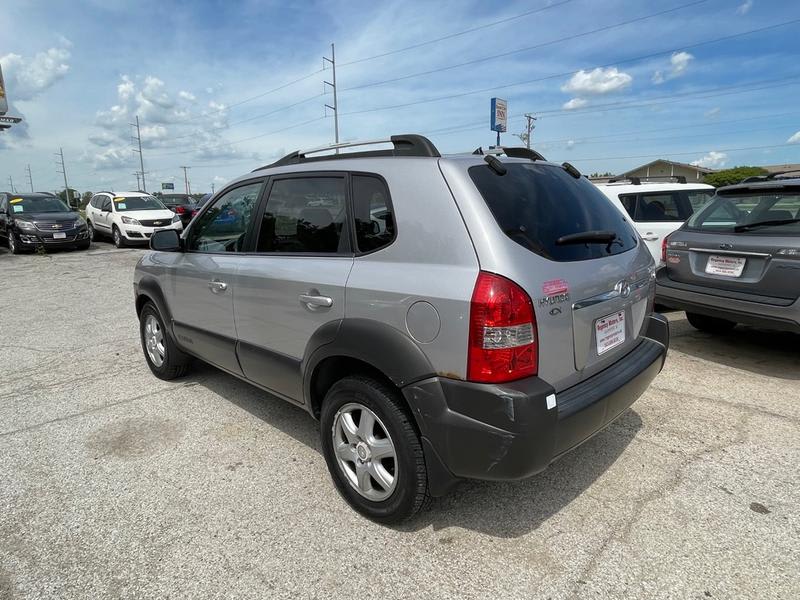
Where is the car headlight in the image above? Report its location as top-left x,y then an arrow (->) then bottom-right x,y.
16,220 -> 36,231
76,220 -> 87,230
171,215 -> 181,224
121,216 -> 141,226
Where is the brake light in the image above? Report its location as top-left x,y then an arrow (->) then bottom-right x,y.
467,271 -> 538,383
661,234 -> 669,263
175,206 -> 187,214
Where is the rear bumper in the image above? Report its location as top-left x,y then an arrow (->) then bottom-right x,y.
656,271 -> 800,333
403,313 -> 669,496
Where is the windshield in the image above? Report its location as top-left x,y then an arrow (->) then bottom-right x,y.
9,195 -> 70,214
469,163 -> 639,261
113,195 -> 167,211
685,191 -> 800,234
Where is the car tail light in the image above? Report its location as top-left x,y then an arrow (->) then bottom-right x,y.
175,205 -> 187,214
467,271 -> 538,383
661,234 -> 670,263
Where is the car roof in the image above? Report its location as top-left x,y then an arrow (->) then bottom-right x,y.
594,181 -> 714,194
718,177 -> 800,194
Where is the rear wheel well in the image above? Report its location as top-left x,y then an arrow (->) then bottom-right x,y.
309,356 -> 402,420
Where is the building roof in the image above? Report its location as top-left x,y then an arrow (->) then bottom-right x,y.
621,158 -> 717,176
759,163 -> 800,175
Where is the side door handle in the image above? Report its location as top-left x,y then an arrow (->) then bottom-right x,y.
208,279 -> 228,293
299,293 -> 333,308
642,232 -> 659,241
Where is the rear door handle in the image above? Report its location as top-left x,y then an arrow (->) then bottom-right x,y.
208,279 -> 228,292
642,233 -> 659,241
299,293 -> 333,308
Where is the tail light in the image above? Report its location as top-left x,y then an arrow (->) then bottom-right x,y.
467,271 -> 538,383
175,205 -> 187,214
661,234 -> 669,263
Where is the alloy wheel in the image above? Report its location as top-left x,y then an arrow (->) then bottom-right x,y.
331,403 -> 398,501
143,314 -> 165,367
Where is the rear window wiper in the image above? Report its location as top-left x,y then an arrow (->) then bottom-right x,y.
734,218 -> 800,232
556,230 -> 617,245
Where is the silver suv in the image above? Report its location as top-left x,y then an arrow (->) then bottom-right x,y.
134,135 -> 669,522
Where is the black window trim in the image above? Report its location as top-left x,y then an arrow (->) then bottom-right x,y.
349,170 -> 397,257
247,170 -> 353,258
183,177 -> 268,255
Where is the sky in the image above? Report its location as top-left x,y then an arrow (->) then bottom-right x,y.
1,0 -> 799,194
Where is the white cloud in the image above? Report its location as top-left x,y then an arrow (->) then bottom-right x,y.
737,0 -> 753,15
566,140 -> 575,150
653,52 -> 694,84
561,67 -> 632,96
212,175 -> 227,183
691,151 -> 728,169
704,107 -> 721,119
787,131 -> 800,144
562,97 -> 588,110
0,41 -> 71,101
91,147 -> 132,170
178,90 -> 196,102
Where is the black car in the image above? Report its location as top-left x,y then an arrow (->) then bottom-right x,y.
159,193 -> 196,227
0,192 -> 90,254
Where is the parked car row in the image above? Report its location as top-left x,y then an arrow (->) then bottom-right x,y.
84,191 -> 183,248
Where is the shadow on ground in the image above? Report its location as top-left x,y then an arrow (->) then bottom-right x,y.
668,313 -> 800,380
189,363 -> 643,538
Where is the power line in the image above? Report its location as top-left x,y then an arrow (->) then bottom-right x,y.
344,0 -> 709,91
569,142 -> 799,162
339,0 -> 575,67
340,18 -> 800,116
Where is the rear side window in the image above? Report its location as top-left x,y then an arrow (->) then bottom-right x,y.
638,192 -> 682,222
469,163 -> 638,262
352,175 -> 395,252
619,194 -> 636,219
256,177 -> 347,253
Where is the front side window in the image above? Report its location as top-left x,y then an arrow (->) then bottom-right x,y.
101,197 -> 112,211
187,181 -> 262,252
352,175 -> 395,252
256,177 -> 347,253
112,195 -> 166,212
470,163 -> 638,262
686,191 -> 800,234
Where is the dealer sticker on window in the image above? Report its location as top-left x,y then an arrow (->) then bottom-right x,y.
595,311 -> 626,355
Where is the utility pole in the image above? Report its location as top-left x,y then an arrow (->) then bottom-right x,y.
7,175 -> 16,193
131,115 -> 147,192
211,182 -> 215,194
180,166 -> 191,195
55,147 -> 72,206
524,114 -> 537,149
133,172 -> 141,190
323,43 -> 340,150
25,164 -> 33,192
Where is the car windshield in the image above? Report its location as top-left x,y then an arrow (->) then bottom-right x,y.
161,194 -> 194,205
685,191 -> 800,234
113,195 -> 167,211
8,195 -> 70,214
469,162 -> 639,261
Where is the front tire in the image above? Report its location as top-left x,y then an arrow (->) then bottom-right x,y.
112,226 -> 125,248
8,233 -> 24,255
320,376 -> 429,524
87,222 -> 95,242
686,312 -> 736,334
139,302 -> 191,380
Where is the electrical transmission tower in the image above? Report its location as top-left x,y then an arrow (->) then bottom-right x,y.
133,172 -> 141,190
7,175 -> 15,193
55,147 -> 72,206
131,115 -> 147,192
25,164 -> 33,192
323,43 -> 340,150
180,166 -> 191,195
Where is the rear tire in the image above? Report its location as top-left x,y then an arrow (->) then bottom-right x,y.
320,376 -> 429,524
139,302 -> 191,380
112,226 -> 125,248
686,312 -> 736,334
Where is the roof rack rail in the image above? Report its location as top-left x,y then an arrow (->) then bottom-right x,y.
607,176 -> 641,185
741,169 -> 800,183
607,175 -> 688,185
254,134 -> 440,171
471,146 -> 547,161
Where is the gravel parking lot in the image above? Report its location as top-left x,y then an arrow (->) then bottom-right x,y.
1,243 -> 798,600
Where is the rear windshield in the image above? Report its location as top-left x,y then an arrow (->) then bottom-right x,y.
113,195 -> 166,211
685,191 -> 800,234
469,163 -> 639,262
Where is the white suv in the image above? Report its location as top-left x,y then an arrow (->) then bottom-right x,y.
85,191 -> 182,248
594,178 -> 714,264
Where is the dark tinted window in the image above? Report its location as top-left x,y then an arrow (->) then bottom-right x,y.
352,175 -> 395,252
257,177 -> 347,253
619,194 -> 636,218
637,192 -> 682,222
469,163 -> 638,261
7,195 -> 70,214
101,198 -> 112,211
187,181 -> 262,252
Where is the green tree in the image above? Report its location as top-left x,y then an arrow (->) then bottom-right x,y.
703,166 -> 768,188
58,188 -> 80,207
81,191 -> 93,209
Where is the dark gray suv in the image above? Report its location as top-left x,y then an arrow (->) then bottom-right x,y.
134,135 -> 669,522
657,177 -> 800,333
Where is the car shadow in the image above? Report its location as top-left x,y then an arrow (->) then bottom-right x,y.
188,363 -> 643,538
668,313 -> 800,380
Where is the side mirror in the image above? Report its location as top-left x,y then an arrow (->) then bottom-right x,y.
150,229 -> 182,252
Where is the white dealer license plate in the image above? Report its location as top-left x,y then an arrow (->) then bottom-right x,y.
53,232 -> 66,239
595,311 -> 626,355
705,255 -> 745,277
